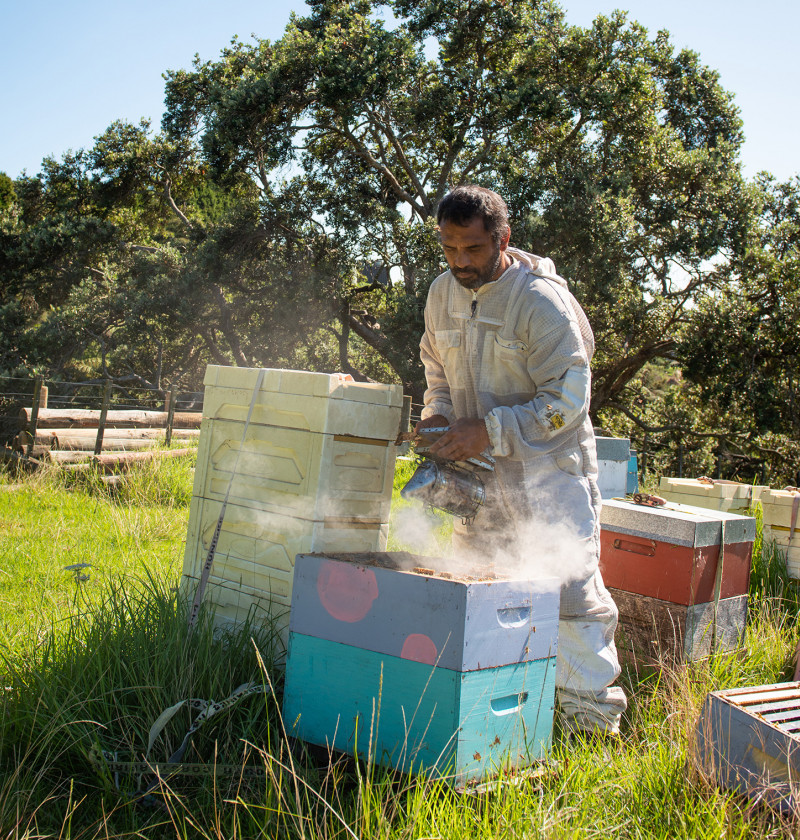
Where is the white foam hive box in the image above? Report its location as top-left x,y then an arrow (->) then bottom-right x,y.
182,366 -> 403,638
659,477 -> 765,515
595,437 -> 630,500
761,488 -> 800,579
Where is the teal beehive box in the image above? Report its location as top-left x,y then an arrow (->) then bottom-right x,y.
282,552 -> 559,787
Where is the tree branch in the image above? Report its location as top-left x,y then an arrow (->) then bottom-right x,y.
330,120 -> 427,217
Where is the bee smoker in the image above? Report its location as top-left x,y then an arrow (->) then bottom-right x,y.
399,427 -> 494,524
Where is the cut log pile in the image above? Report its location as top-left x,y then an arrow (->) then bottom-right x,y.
18,408 -> 202,430
3,406 -> 202,473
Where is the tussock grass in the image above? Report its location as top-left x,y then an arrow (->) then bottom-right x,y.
2,458 -> 800,838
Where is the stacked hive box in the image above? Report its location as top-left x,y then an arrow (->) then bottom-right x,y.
761,488 -> 800,579
696,681 -> 800,814
181,366 -> 403,643
659,477 -> 766,515
595,437 -> 631,499
627,449 -> 639,495
283,552 -> 560,787
599,499 -> 756,662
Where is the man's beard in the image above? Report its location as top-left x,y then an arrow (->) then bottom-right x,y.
452,245 -> 503,290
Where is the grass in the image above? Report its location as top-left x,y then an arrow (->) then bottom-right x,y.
1,458 -> 800,838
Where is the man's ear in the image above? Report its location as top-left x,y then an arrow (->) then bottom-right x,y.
499,225 -> 511,250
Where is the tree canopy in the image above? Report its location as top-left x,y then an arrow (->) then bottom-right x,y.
1,0 -> 798,481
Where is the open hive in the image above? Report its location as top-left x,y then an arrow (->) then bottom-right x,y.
696,682 -> 800,813
282,551 -> 560,787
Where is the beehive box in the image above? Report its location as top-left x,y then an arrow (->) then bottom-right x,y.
659,477 -> 766,516
760,489 -> 800,578
600,499 -> 755,661
283,553 -> 560,787
609,588 -> 748,661
696,682 -> 800,814
627,450 -> 639,495
181,366 -> 403,642
595,437 -> 630,499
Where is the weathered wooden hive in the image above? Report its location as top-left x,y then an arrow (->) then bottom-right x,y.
696,682 -> 800,813
599,498 -> 756,662
181,366 -> 403,644
282,552 -> 560,787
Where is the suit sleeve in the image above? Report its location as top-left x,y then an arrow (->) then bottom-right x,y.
484,308 -> 591,458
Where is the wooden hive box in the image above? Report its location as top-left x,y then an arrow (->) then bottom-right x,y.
658,477 -> 765,516
696,682 -> 800,813
599,499 -> 756,662
282,553 -> 560,788
181,366 -> 403,644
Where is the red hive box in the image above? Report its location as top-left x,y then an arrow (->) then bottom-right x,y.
599,499 -> 756,662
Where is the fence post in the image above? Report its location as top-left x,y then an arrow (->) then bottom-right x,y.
165,389 -> 176,447
94,380 -> 112,456
26,374 -> 44,458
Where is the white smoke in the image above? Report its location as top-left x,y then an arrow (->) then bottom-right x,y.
390,504 -> 454,557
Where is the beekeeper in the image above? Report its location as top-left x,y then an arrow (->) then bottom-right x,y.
416,185 -> 626,736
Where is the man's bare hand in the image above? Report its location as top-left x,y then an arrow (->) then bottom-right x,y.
428,418 -> 490,462
414,414 -> 449,434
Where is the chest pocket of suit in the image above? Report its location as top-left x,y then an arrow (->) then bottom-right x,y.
480,333 -> 530,395
435,329 -> 465,389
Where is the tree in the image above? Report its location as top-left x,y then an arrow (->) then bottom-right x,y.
160,0 -> 747,402
0,173 -> 14,212
675,174 -> 800,481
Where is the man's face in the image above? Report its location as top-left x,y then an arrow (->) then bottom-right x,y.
438,217 -> 509,290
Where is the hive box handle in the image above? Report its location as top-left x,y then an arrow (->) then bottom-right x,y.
613,537 -> 657,557
491,692 -> 529,716
496,606 -> 531,628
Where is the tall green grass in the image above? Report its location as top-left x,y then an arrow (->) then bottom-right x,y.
1,459 -> 800,838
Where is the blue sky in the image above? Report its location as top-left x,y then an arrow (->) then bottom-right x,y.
2,0 -> 797,182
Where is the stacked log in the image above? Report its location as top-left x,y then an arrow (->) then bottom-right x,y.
18,408 -> 202,429
14,428 -> 200,451
13,405 -> 202,473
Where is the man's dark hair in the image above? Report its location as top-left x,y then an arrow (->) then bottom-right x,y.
436,186 -> 510,244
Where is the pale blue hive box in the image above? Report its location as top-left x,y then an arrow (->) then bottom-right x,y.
282,553 -> 560,787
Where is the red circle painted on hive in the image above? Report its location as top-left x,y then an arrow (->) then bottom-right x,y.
401,634 -> 438,665
317,561 -> 379,623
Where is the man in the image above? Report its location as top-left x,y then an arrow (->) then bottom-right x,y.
417,185 -> 626,736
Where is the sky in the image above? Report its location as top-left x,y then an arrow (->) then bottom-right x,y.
2,0 -> 797,183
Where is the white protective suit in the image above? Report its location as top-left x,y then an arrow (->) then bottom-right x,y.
419,247 -> 627,734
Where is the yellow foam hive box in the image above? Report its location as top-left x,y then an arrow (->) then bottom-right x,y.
192,418 -> 397,522
760,488 -> 800,530
182,366 -> 401,641
658,478 -> 765,514
181,575 -> 286,638
182,492 -> 391,643
201,365 -> 404,441
762,527 -> 800,579
760,489 -> 800,580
